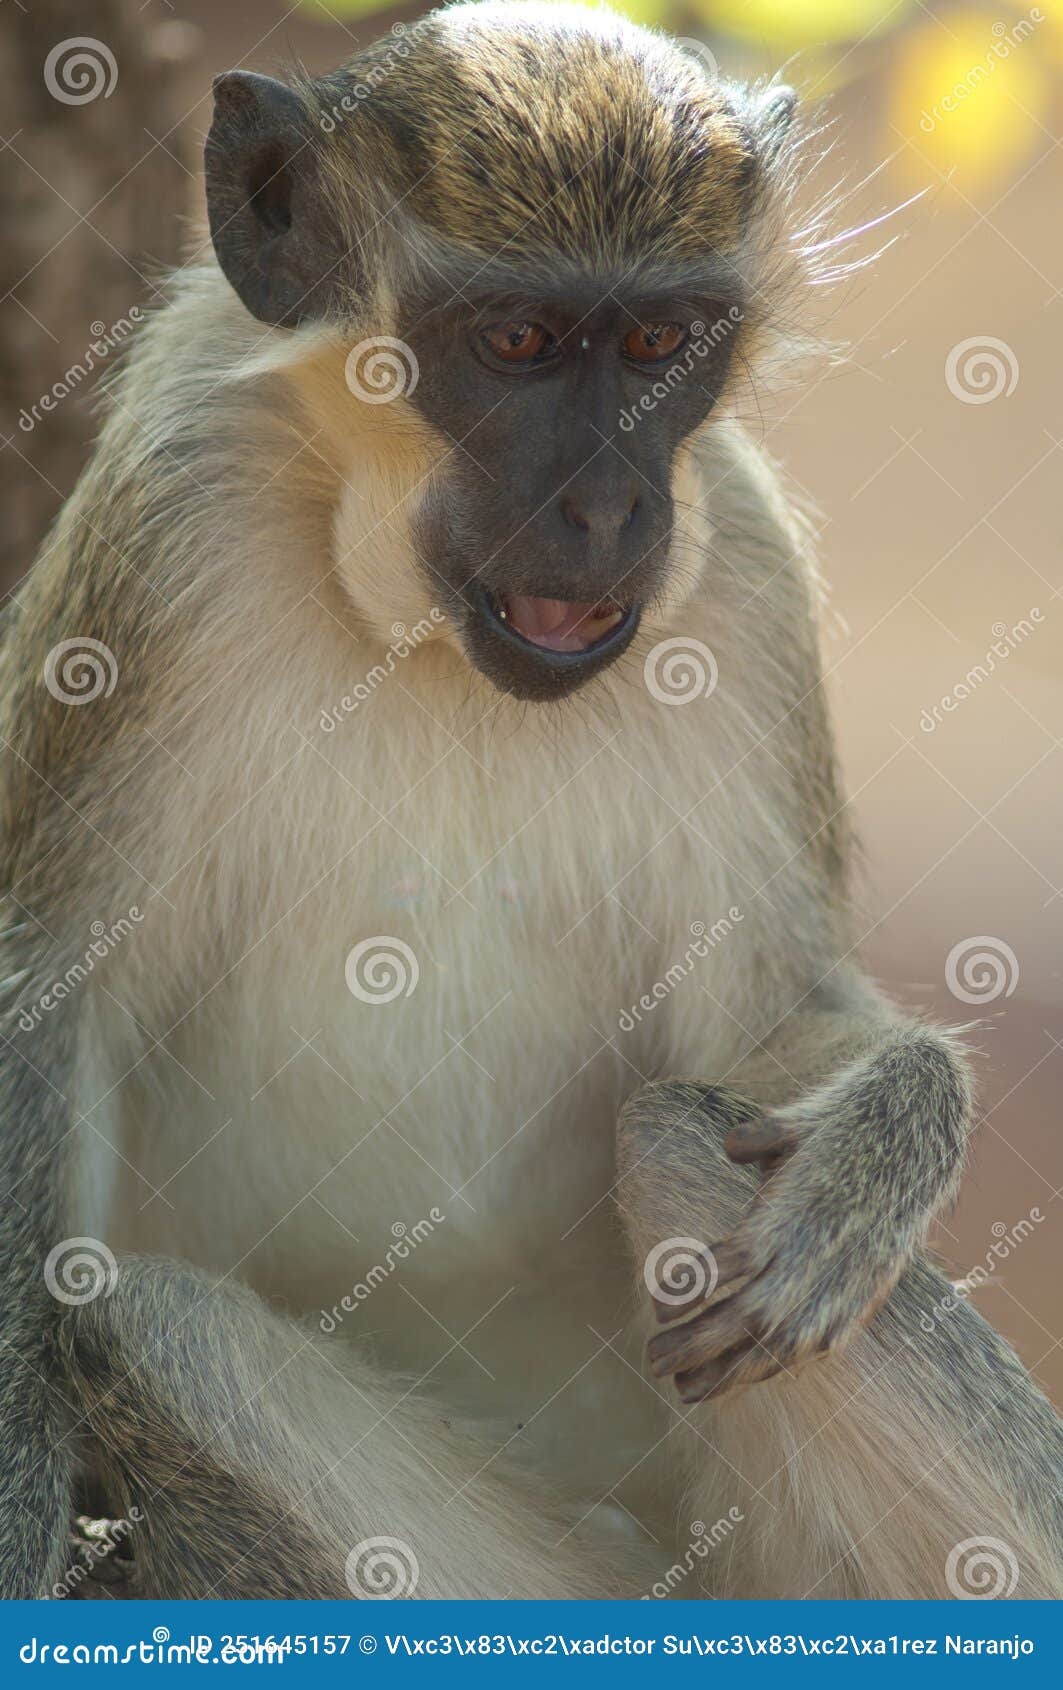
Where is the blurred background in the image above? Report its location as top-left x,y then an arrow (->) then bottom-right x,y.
2,0 -> 1060,1402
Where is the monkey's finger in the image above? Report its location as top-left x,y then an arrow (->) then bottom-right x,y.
651,1237 -> 750,1324
724,1115 -> 799,1173
646,1285 -> 766,1377
675,1339 -> 787,1405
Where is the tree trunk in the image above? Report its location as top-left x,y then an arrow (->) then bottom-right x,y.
0,1 -> 192,595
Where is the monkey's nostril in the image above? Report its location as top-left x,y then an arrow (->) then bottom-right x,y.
624,495 -> 641,529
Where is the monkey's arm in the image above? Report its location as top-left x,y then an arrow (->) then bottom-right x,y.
639,973 -> 972,1402
0,1044 -> 77,1595
0,641 -> 83,1592
0,554 -> 135,1594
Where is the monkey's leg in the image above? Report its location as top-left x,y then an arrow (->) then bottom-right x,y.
618,1081 -> 1063,1599
63,1254 -> 657,1600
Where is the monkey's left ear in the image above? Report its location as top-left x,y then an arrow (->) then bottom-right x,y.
205,71 -> 351,328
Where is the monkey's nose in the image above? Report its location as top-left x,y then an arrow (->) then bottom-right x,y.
560,492 -> 641,535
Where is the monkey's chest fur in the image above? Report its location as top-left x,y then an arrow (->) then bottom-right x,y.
89,640 -> 811,1486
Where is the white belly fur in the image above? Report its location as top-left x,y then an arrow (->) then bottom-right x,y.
93,605 -> 803,1502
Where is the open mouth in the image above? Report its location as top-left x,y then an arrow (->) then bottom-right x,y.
474,586 -> 639,660
496,593 -> 628,652
465,585 -> 641,699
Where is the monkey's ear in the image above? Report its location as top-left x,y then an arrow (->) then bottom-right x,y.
205,71 -> 347,328
754,84 -> 797,158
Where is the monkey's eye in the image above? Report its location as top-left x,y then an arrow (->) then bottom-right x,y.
480,321 -> 557,365
622,323 -> 687,364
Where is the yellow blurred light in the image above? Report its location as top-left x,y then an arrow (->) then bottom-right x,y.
296,0 -> 676,19
297,0 -> 391,17
690,0 -> 912,50
295,0 -> 908,33
600,0 -> 674,22
891,11 -> 1051,196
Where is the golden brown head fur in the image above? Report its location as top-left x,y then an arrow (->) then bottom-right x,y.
325,1 -> 757,264
266,1 -> 804,337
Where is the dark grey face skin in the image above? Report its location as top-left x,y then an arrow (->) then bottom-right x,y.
204,70 -> 745,702
401,276 -> 740,701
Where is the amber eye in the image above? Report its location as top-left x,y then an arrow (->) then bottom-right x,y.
481,321 -> 555,364
623,322 -> 687,364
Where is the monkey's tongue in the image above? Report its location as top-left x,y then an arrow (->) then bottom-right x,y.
502,594 -> 623,652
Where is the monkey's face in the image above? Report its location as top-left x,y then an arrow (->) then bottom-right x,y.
204,5 -> 796,700
397,284 -> 738,700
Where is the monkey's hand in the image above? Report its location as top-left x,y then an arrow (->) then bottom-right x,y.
645,1108 -> 906,1402
632,1040 -> 969,1404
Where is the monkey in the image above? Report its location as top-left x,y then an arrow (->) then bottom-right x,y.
1,0 -> 1061,1601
